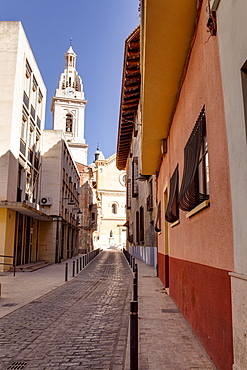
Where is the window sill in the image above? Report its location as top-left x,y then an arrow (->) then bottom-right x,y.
186,199 -> 210,219
170,220 -> 180,228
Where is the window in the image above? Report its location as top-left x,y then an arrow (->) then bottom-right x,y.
132,157 -> 138,197
165,165 -> 179,223
136,210 -> 139,243
178,107 -> 209,212
38,89 -> 43,103
23,91 -> 29,109
111,203 -> 117,214
32,76 -> 38,92
155,202 -> 161,233
21,113 -> 27,141
66,114 -> 73,132
26,60 -> 32,78
147,179 -> 153,211
139,206 -> 144,242
127,178 -> 131,209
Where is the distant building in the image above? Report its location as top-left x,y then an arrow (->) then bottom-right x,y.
0,21 -> 49,270
91,151 -> 126,249
40,130 -> 80,263
77,162 -> 97,254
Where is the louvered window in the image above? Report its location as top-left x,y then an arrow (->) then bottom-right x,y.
165,165 -> 179,223
178,107 -> 209,211
132,157 -> 138,197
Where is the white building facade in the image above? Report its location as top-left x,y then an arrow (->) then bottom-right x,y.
215,1 -> 247,368
51,43 -> 88,166
0,22 -> 50,270
91,152 -> 126,249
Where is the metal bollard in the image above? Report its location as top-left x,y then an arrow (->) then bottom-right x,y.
135,264 -> 138,280
65,263 -> 68,282
80,257 -> 82,271
72,260 -> 75,277
132,257 -> 135,272
83,255 -> 85,268
130,301 -> 138,370
76,259 -> 79,274
133,277 -> 138,301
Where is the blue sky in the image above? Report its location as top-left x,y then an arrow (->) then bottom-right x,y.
0,0 -> 139,164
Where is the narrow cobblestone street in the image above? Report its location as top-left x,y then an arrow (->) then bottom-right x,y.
0,251 -> 132,370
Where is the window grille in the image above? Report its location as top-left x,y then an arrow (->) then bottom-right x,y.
165,165 -> 179,223
178,107 -> 209,211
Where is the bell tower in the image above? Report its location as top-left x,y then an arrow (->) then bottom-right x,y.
51,41 -> 88,165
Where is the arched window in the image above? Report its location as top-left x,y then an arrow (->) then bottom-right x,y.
111,203 -> 117,214
66,114 -> 73,132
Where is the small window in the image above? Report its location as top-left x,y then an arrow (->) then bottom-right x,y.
111,203 -> 117,214
26,60 -> 32,78
32,76 -> 38,91
66,114 -> 73,132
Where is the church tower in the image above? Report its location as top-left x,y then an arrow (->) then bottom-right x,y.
51,42 -> 88,165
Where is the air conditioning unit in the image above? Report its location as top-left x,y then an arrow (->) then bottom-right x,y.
40,197 -> 53,206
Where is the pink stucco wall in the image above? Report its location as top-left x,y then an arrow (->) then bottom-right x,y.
156,3 -> 234,369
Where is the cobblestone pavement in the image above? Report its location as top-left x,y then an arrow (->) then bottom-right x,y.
0,251 -> 132,370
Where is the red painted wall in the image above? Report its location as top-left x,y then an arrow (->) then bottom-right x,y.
157,252 -> 169,288
170,257 -> 233,370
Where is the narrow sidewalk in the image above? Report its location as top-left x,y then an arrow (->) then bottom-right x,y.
0,255 -> 83,318
125,259 -> 216,370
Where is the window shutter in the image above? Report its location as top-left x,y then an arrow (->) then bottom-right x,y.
155,202 -> 162,233
165,165 -> 179,223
